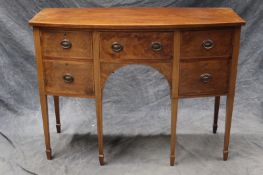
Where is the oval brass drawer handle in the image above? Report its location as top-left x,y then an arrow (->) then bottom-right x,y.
112,42 -> 123,52
200,73 -> 212,83
60,39 -> 72,49
151,42 -> 162,52
63,74 -> 74,83
202,39 -> 214,50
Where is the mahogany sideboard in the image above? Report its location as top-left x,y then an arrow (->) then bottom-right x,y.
29,8 -> 245,166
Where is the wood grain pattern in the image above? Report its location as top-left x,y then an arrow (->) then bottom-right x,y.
30,8 -> 245,165
100,32 -> 173,60
29,8 -> 245,29
179,59 -> 230,96
44,60 -> 94,96
41,30 -> 92,59
181,29 -> 233,58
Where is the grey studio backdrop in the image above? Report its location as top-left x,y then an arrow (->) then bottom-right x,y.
0,0 -> 262,175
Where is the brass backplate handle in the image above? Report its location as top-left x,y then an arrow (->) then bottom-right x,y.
60,39 -> 72,49
200,73 -> 212,83
202,39 -> 214,50
63,74 -> 74,83
151,42 -> 162,52
112,42 -> 123,52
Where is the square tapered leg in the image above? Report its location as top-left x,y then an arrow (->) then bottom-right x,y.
170,98 -> 178,166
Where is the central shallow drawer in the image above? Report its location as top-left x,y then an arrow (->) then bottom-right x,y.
99,32 -> 173,60
44,60 -> 94,96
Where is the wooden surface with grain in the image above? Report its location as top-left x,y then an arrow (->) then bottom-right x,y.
179,59 -> 230,97
100,32 -> 173,60
29,8 -> 245,28
41,30 -> 93,60
30,8 -> 245,166
180,29 -> 233,59
44,60 -> 95,97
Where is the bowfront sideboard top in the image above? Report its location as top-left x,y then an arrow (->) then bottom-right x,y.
29,8 -> 245,166
29,8 -> 245,28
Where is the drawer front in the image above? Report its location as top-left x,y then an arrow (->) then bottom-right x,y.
179,60 -> 230,96
181,29 -> 233,58
41,30 -> 92,59
44,61 -> 94,96
100,32 -> 173,60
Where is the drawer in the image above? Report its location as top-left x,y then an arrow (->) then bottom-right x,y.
179,60 -> 230,96
44,60 -> 94,96
181,29 -> 233,59
41,30 -> 92,59
100,32 -> 173,60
